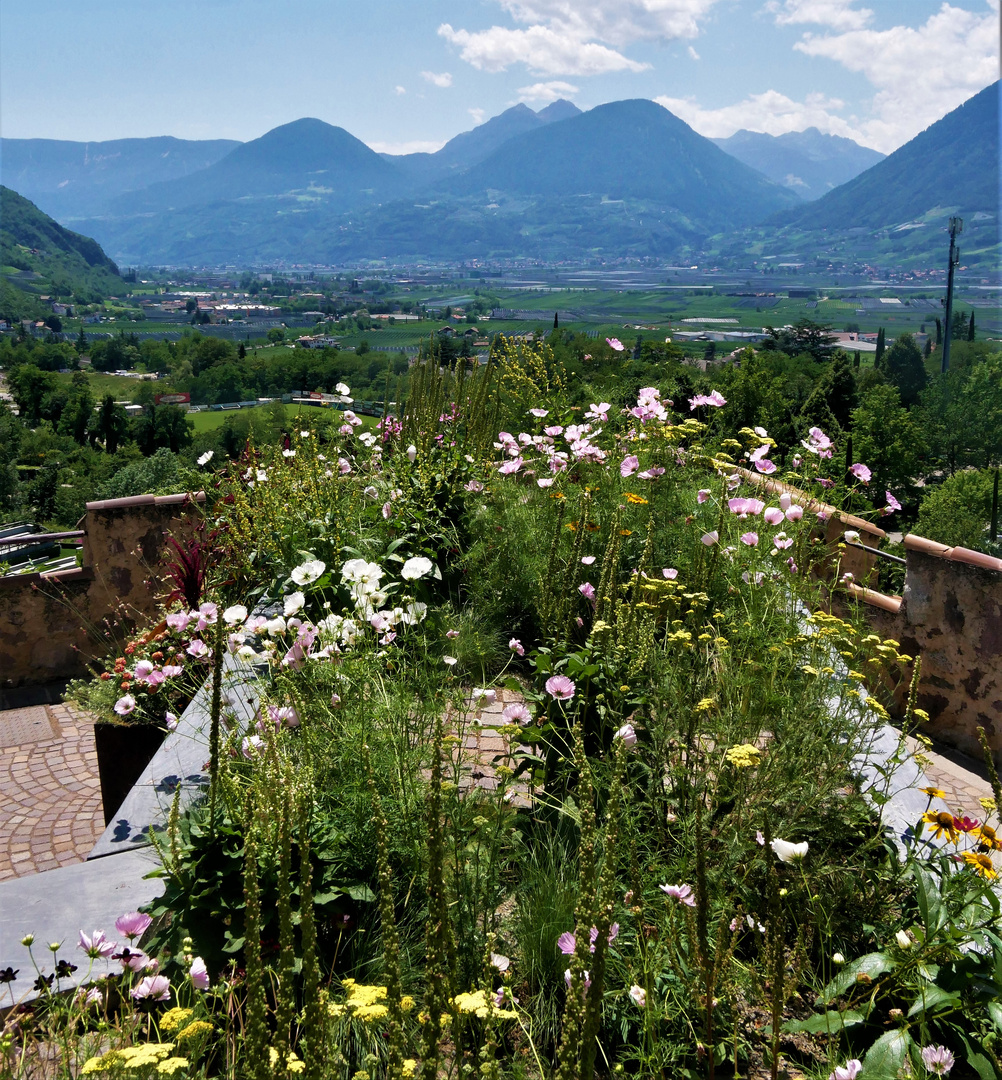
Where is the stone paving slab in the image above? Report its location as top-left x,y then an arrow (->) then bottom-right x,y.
0,848 -> 163,1009
0,704 -> 104,882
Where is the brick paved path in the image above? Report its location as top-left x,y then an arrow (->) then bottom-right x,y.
449,688 -> 535,808
0,703 -> 104,881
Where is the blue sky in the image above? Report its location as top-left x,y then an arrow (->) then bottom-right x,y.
1,0 -> 998,154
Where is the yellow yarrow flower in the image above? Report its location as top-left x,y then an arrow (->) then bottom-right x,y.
158,1007 -> 194,1033
176,1020 -> 214,1043
452,990 -> 517,1020
269,1047 -> 306,1073
695,697 -> 716,713
725,744 -> 762,769
157,1058 -> 190,1075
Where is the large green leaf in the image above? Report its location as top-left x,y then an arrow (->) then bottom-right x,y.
862,1029 -> 911,1078
819,952 -> 896,1004
907,983 -> 961,1018
782,1010 -> 865,1034
913,865 -> 945,935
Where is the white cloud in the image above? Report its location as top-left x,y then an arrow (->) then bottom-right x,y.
793,1 -> 1000,150
394,85 -> 406,96
765,0 -> 873,31
468,107 -> 486,124
367,138 -> 448,156
438,2 -> 721,78
438,22 -> 648,75
421,70 -> 453,88
687,44 -> 700,59
517,79 -> 580,103
654,89 -> 856,139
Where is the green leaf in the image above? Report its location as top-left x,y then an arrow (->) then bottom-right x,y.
986,1001 -> 1002,1032
782,1010 -> 865,1034
861,1029 -> 911,1079
913,865 -> 945,935
819,952 -> 896,1004
906,984 -> 961,1018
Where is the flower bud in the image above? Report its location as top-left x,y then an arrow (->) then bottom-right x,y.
832,952 -> 845,965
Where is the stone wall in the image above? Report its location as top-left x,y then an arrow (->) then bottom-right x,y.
0,493 -> 205,689
848,535 -> 1002,767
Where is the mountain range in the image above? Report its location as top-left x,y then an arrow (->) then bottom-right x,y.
1,83 -> 997,268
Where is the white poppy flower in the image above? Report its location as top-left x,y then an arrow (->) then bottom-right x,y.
291,560 -> 326,586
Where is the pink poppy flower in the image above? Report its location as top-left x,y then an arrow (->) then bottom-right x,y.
79,929 -> 117,959
189,956 -> 210,990
620,455 -> 639,477
502,703 -> 532,724
114,695 -> 136,716
606,337 -> 624,351
578,582 -> 595,600
509,637 -> 525,656
498,457 -> 523,475
884,490 -> 902,513
850,462 -> 871,483
545,675 -> 575,701
785,505 -> 804,522
740,532 -> 759,546
763,507 -> 784,525
697,489 -> 711,503
116,912 -> 152,940
754,459 -> 777,474
131,975 -> 171,1002
615,723 -> 637,748
659,883 -> 696,906
663,568 -> 678,579
701,531 -> 718,546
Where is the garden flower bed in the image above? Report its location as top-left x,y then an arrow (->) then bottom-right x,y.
3,342 -> 1000,1080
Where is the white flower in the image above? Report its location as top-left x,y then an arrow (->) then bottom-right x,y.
407,444 -> 417,462
363,485 -> 379,498
256,468 -> 268,482
473,688 -> 497,706
359,431 -> 377,448
283,592 -> 305,617
628,985 -> 646,1007
283,449 -> 296,458
264,616 -> 287,636
895,930 -> 912,949
223,604 -> 248,625
401,556 -> 434,581
443,655 -> 458,667
341,559 -> 383,588
197,450 -> 214,466
770,838 -> 809,863
336,382 -> 351,396
490,953 -> 510,972
291,559 -> 326,586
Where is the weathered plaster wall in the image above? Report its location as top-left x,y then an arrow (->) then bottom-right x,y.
0,493 -> 205,688
849,535 -> 1002,767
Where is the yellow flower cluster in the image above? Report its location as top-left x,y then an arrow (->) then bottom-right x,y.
268,1046 -> 306,1073
176,1021 -> 214,1044
158,1008 -> 194,1033
624,492 -> 648,505
328,980 -> 416,1024
82,1044 -> 184,1075
451,990 -> 518,1020
725,744 -> 762,769
694,698 -> 716,713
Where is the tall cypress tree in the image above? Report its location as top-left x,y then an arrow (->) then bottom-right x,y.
935,317 -> 943,345
968,311 -> 976,340
874,327 -> 886,369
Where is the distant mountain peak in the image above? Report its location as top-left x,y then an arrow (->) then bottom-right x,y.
536,99 -> 581,123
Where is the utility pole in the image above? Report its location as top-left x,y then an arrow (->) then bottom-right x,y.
941,216 -> 962,373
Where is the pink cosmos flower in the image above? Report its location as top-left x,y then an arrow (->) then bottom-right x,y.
578,582 -> 596,600
79,929 -> 116,959
585,402 -> 611,422
557,931 -> 576,954
465,480 -> 484,493
663,568 -> 678,579
697,489 -> 711,503
629,985 -> 646,1007
267,705 -> 299,729
509,637 -> 525,656
787,557 -> 798,573
115,947 -> 148,971
606,337 -> 624,351
165,612 -> 190,632
849,462 -> 871,483
785,504 -> 804,522
545,675 -> 576,701
131,975 -> 171,1002
659,883 -> 696,906
817,477 -> 834,490
779,493 -> 792,510
544,425 -> 564,437
728,497 -> 765,517
116,912 -> 152,941
502,703 -> 532,725
189,956 -> 210,990
754,459 -> 777,475
565,968 -> 592,989
638,467 -> 666,479
165,712 -> 179,731
763,507 -> 785,526
828,1060 -> 863,1080
133,660 -> 155,683
186,639 -> 209,659
742,571 -> 764,585
884,490 -> 902,513
114,695 -> 136,716
242,735 -> 264,758
537,477 -> 554,488
802,426 -> 833,457
581,555 -> 596,565
689,390 -> 726,410
701,531 -> 719,546
615,723 -> 638,748
620,455 -> 639,477
529,408 -> 549,417
740,532 -> 759,546
772,533 -> 794,550
498,457 -> 523,475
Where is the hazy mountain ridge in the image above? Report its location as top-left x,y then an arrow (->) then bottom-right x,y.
711,128 -> 885,201
0,136 -> 240,219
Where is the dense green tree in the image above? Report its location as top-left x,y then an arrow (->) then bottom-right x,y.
761,318 -> 837,362
882,333 -> 927,408
133,404 -> 193,455
915,469 -> 996,552
7,364 -> 58,425
851,383 -> 926,505
56,372 -> 94,445
800,352 -> 858,431
0,403 -> 23,520
95,394 -> 129,455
